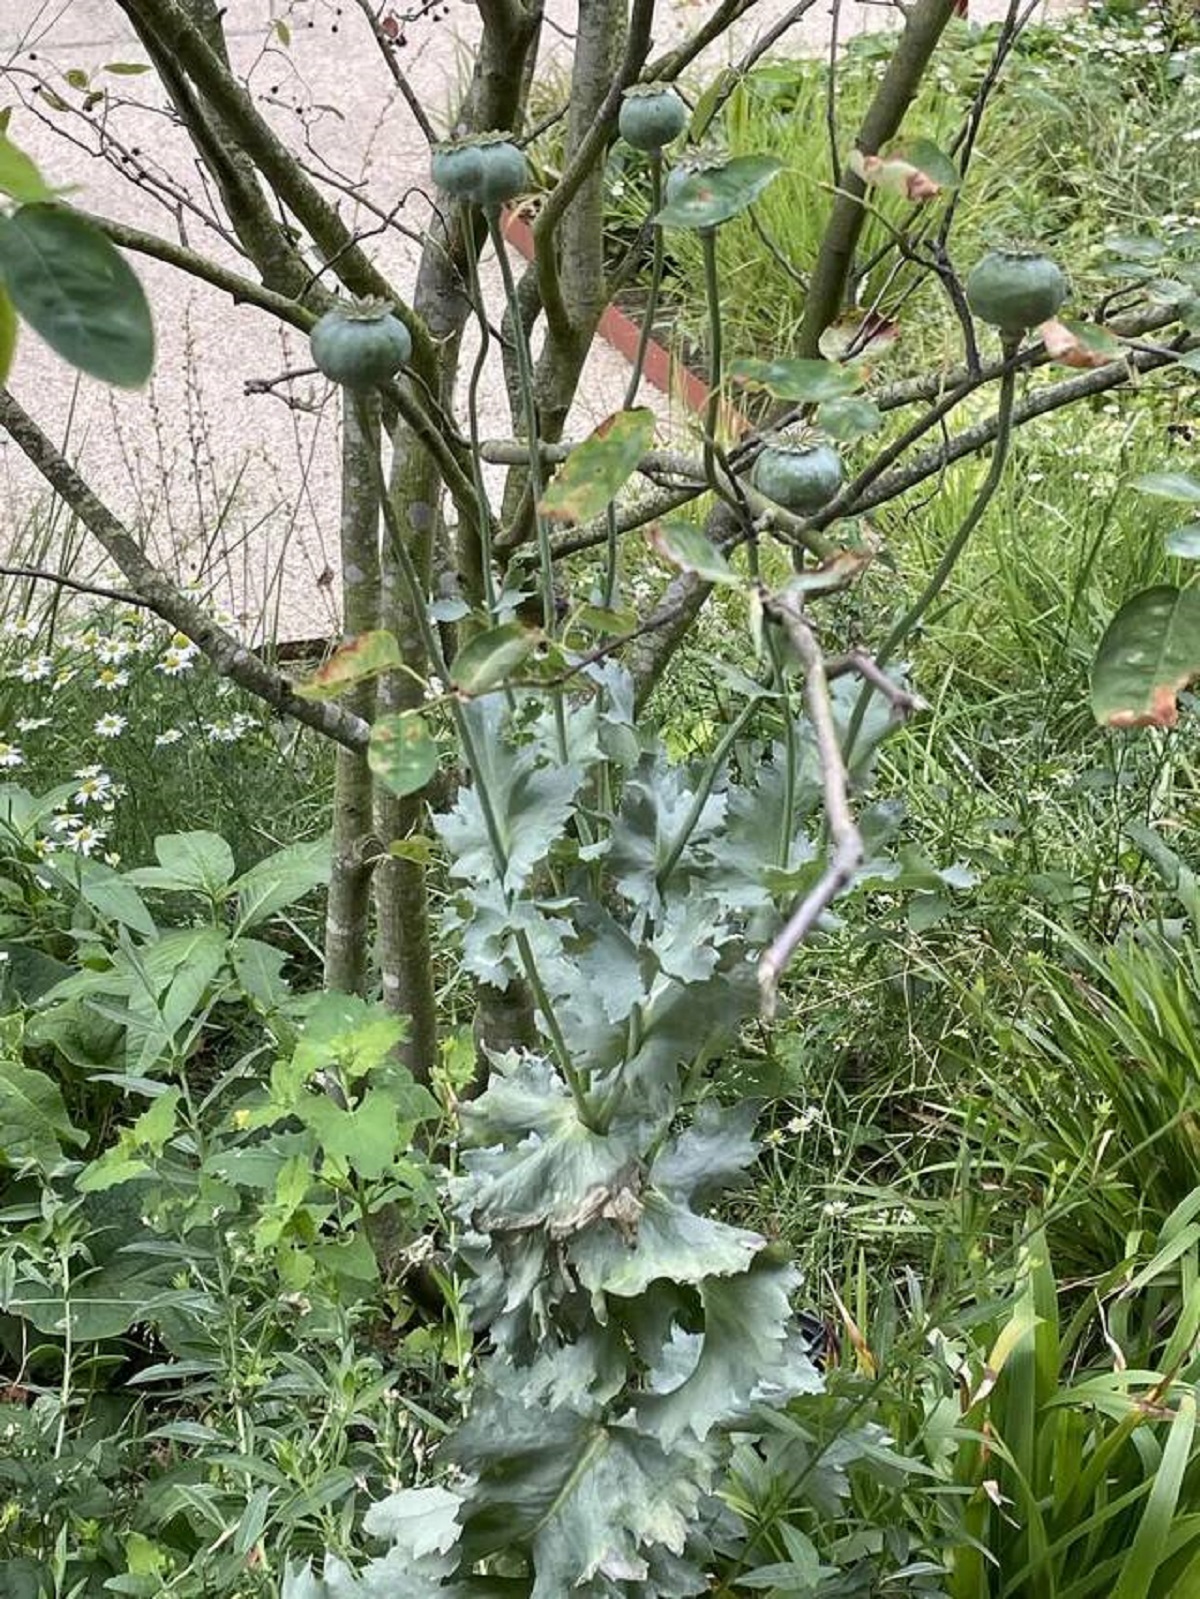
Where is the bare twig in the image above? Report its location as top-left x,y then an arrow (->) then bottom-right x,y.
0,389 -> 370,753
0,566 -> 145,607
350,0 -> 438,146
757,588 -> 863,1018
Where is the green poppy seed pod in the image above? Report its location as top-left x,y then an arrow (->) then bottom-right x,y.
310,302 -> 412,389
965,248 -> 1067,336
752,438 -> 844,515
619,83 -> 688,153
470,134 -> 529,209
431,139 -> 485,199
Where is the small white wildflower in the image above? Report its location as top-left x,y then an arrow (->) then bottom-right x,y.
74,772 -> 113,806
33,836 -> 56,858
103,851 -> 121,867
154,728 -> 184,747
53,667 -> 77,692
787,1105 -> 820,1135
16,717 -> 51,733
65,822 -> 106,857
94,638 -> 132,666
10,617 -> 38,641
51,812 -> 83,834
93,668 -> 129,693
822,1200 -> 850,1218
0,741 -> 24,769
156,648 -> 195,677
94,713 -> 127,739
17,655 -> 53,684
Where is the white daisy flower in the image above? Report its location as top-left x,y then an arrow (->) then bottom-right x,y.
154,728 -> 184,747
16,717 -> 51,733
0,741 -> 24,769
94,713 -> 128,739
17,655 -> 53,684
93,668 -> 129,693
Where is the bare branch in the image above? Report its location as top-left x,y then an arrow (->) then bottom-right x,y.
757,591 -> 863,1019
0,566 -> 144,607
350,0 -> 438,146
0,389 -> 370,754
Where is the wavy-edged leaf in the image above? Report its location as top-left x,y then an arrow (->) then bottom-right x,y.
0,204 -> 153,386
1091,585 -> 1200,728
369,711 -> 438,798
638,1263 -> 819,1446
655,154 -> 781,229
295,629 -> 401,699
539,408 -> 654,524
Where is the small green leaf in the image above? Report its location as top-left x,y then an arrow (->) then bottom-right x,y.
817,394 -> 882,442
295,629 -> 401,698
647,521 -> 740,585
0,129 -> 53,203
1167,524 -> 1200,560
0,287 -> 16,384
103,61 -> 152,75
1133,472 -> 1200,503
450,622 -> 540,694
1091,585 -> 1200,728
273,19 -> 292,44
0,204 -> 153,386
387,834 -> 438,866
539,407 -> 655,524
656,154 -> 781,229
64,68 -> 90,91
368,712 -> 439,797
730,355 -> 867,402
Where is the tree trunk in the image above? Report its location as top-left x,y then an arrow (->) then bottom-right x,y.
324,394 -> 382,995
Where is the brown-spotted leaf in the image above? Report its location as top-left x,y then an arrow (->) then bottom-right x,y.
538,408 -> 655,525
818,310 -> 900,365
1091,585 -> 1200,728
848,137 -> 958,202
294,629 -> 402,699
1039,317 -> 1122,369
369,712 -> 438,797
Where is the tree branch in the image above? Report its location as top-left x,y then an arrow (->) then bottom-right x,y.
796,0 -> 957,358
0,389 -> 370,753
